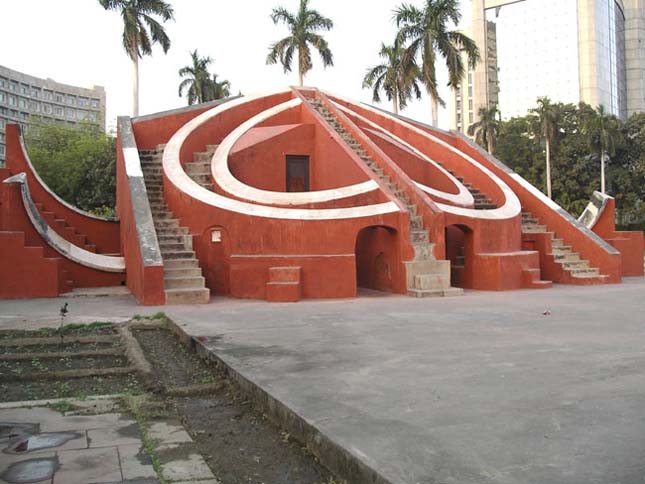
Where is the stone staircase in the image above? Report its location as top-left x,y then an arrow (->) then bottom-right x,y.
309,97 -> 461,297
33,202 -> 98,253
522,211 -> 608,284
139,147 -> 210,304
444,168 -> 497,210
184,144 -> 219,190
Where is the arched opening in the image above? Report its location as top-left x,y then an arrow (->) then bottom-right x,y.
445,224 -> 473,288
355,225 -> 399,293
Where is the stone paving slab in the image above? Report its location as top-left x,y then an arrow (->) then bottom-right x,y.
163,278 -> 645,484
157,444 -> 215,482
55,447 -> 122,484
147,421 -> 192,445
88,425 -> 142,448
0,403 -> 215,484
117,444 -> 156,481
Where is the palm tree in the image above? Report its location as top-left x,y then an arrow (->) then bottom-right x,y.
583,105 -> 621,194
363,42 -> 422,115
210,74 -> 231,100
529,97 -> 558,199
99,0 -> 174,117
178,50 -> 214,105
266,0 -> 334,86
467,105 -> 500,154
394,0 -> 479,126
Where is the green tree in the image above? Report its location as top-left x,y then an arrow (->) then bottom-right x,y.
210,74 -> 231,100
529,96 -> 558,199
394,0 -> 479,126
363,42 -> 422,115
266,0 -> 334,86
582,104 -> 622,194
26,121 -> 117,215
99,0 -> 174,116
467,105 -> 500,154
178,50 -> 215,105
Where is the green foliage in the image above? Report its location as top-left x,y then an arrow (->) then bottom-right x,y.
25,121 -> 116,214
47,400 -> 79,414
494,101 -> 645,230
363,41 -> 422,113
394,0 -> 479,124
266,0 -> 334,85
178,50 -> 231,105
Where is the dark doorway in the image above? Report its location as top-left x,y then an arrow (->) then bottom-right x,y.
286,155 -> 310,192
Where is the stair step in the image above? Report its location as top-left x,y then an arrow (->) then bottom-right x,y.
408,287 -> 464,298
165,287 -> 210,305
164,276 -> 206,290
159,242 -> 190,251
164,267 -> 202,278
161,250 -> 196,260
411,230 -> 429,243
164,259 -> 199,269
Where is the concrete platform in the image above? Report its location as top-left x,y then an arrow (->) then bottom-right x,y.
2,281 -> 645,483
164,280 -> 645,484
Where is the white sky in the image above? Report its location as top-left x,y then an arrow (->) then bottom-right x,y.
2,0 -> 470,132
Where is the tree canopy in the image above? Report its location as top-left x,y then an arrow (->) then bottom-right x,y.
25,121 -> 117,217
266,0 -> 334,86
488,102 -> 645,229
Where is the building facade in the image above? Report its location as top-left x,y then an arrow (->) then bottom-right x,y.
0,65 -> 106,165
452,0 -> 645,133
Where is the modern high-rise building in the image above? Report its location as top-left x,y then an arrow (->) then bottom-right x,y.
0,65 -> 106,165
451,0 -> 645,133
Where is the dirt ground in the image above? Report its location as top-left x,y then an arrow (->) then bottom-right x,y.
134,327 -> 336,484
0,321 -> 338,484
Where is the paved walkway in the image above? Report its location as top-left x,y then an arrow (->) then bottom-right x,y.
2,280 -> 644,483
0,400 -> 219,484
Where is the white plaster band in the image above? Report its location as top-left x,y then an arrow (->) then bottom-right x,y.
213,98 -> 379,205
327,93 -> 522,221
162,89 -> 399,220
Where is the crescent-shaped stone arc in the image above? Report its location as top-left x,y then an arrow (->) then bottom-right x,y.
327,93 -> 522,221
212,98 -> 380,206
162,89 -> 399,220
3,173 -> 126,272
332,102 -> 474,208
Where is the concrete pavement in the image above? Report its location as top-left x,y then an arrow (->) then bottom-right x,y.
165,279 -> 645,484
2,280 -> 645,483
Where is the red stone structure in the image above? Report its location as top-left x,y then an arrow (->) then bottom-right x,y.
0,87 -> 642,303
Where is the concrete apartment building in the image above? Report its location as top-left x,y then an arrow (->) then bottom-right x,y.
451,0 -> 645,133
0,65 -> 106,165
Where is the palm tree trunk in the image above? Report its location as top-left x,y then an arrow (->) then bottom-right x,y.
393,87 -> 398,115
601,151 -> 606,194
430,95 -> 439,127
545,137 -> 552,199
132,53 -> 139,117
298,53 -> 303,87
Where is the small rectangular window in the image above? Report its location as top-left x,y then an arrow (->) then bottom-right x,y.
67,95 -> 75,105
54,93 -> 64,103
8,96 -> 16,106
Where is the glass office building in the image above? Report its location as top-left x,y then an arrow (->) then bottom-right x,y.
452,0 -> 642,132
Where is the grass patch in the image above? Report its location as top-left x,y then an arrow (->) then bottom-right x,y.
47,400 -> 79,414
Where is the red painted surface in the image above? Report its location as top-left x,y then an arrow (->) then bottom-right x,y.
0,180 -> 124,298
4,87 -> 641,303
590,197 -> 644,276
115,135 -> 166,306
0,231 -> 61,298
4,125 -> 121,255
